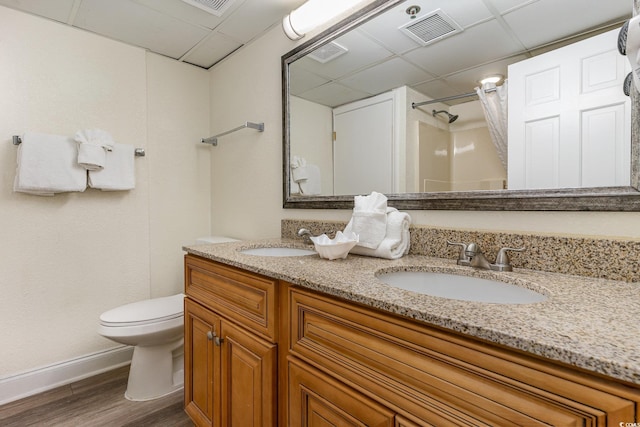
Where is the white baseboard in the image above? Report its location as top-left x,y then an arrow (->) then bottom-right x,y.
0,346 -> 133,406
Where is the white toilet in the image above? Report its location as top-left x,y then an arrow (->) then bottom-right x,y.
98,236 -> 238,401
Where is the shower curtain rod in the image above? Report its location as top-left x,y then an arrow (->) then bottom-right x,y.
411,86 -> 497,109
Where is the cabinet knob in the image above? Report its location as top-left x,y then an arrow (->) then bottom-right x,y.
207,330 -> 214,340
214,336 -> 224,346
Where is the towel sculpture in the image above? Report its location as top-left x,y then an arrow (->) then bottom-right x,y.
290,155 -> 321,195
74,129 -> 115,170
344,191 -> 411,259
13,132 -> 87,196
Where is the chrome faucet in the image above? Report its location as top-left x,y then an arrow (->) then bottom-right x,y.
449,241 -> 524,272
297,228 -> 314,244
464,243 -> 493,270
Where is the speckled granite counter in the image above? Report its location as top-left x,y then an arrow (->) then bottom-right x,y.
184,238 -> 640,386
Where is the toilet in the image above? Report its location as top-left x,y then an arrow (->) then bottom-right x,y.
98,236 -> 238,401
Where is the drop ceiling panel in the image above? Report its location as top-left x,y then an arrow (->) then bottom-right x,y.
74,0 -> 210,59
297,82 -> 371,108
444,55 -> 528,92
289,66 -> 331,96
182,32 -> 242,68
503,0 -> 629,49
404,19 -> 523,77
0,0 -> 76,23
339,57 -> 433,95
294,29 -> 393,80
359,0 -> 493,54
484,0 -> 537,14
215,0 -> 297,42
133,0 -> 230,30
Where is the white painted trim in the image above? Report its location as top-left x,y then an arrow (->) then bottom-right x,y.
0,346 -> 133,405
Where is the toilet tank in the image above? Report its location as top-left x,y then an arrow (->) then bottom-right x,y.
196,236 -> 239,244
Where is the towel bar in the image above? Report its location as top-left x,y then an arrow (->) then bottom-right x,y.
201,121 -> 264,146
12,135 -> 146,157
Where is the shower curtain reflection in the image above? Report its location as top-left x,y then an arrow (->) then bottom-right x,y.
476,81 -> 508,170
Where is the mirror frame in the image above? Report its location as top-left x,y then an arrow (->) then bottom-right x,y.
282,0 -> 640,211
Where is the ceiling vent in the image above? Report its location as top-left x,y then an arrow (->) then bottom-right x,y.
308,41 -> 349,64
399,9 -> 462,46
181,0 -> 235,17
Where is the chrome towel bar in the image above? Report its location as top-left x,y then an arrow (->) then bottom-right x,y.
12,135 -> 145,157
201,121 -> 264,146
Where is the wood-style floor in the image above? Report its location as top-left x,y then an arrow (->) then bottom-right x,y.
0,366 -> 194,427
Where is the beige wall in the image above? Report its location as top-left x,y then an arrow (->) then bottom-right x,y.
209,13 -> 640,241
0,7 -> 210,376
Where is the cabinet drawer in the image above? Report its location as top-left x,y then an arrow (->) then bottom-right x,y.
185,254 -> 277,341
288,357 -> 394,427
287,285 -> 639,426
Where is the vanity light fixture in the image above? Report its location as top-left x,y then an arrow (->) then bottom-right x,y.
283,0 -> 368,40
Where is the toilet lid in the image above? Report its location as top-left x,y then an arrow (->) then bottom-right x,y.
100,293 -> 184,327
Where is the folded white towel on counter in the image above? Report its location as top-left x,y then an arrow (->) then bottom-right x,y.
88,143 -> 135,191
14,132 -> 87,196
350,191 -> 388,249
345,209 -> 411,259
74,129 -> 115,170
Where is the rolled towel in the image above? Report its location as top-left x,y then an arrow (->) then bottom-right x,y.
74,129 -> 115,170
345,209 -> 411,259
350,191 -> 388,249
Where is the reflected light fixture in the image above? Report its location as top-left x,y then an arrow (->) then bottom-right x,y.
283,0 -> 368,40
480,75 -> 504,85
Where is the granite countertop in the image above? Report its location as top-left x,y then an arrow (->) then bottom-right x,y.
184,238 -> 640,385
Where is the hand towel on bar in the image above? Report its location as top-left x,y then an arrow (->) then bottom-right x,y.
88,143 -> 135,191
344,209 -> 411,259
298,164 -> 321,195
74,129 -> 115,170
13,132 -> 87,196
349,191 -> 388,249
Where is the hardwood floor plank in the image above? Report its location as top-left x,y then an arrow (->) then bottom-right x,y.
0,366 -> 193,426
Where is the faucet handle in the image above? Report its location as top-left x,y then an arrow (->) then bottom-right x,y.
446,241 -> 471,266
492,247 -> 525,272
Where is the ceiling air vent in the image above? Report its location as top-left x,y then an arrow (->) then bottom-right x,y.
399,9 -> 462,46
181,0 -> 235,17
308,41 -> 349,64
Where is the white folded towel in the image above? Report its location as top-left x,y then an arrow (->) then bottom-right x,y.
74,129 -> 115,170
14,132 -> 87,196
350,191 -> 388,249
345,209 -> 411,259
291,156 -> 309,182
299,164 -> 321,195
88,143 -> 135,191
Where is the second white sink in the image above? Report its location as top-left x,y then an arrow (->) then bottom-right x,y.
378,271 -> 547,304
240,247 -> 316,257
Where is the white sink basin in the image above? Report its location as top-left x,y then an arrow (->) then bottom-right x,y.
240,247 -> 316,257
378,271 -> 547,304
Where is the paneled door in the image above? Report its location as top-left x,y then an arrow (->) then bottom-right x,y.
333,91 -> 395,195
508,29 -> 630,190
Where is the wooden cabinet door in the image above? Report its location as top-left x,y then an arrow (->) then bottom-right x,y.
288,357 -> 394,427
185,299 -> 221,427
220,320 -> 277,427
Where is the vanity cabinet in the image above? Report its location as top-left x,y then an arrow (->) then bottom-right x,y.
283,284 -> 640,426
183,253 -> 640,426
184,255 -> 278,427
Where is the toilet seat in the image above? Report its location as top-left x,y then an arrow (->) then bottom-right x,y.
100,294 -> 184,328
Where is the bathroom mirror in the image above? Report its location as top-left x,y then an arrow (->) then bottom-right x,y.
283,0 -> 640,210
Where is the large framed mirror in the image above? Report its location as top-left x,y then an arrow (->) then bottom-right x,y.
283,0 -> 640,210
